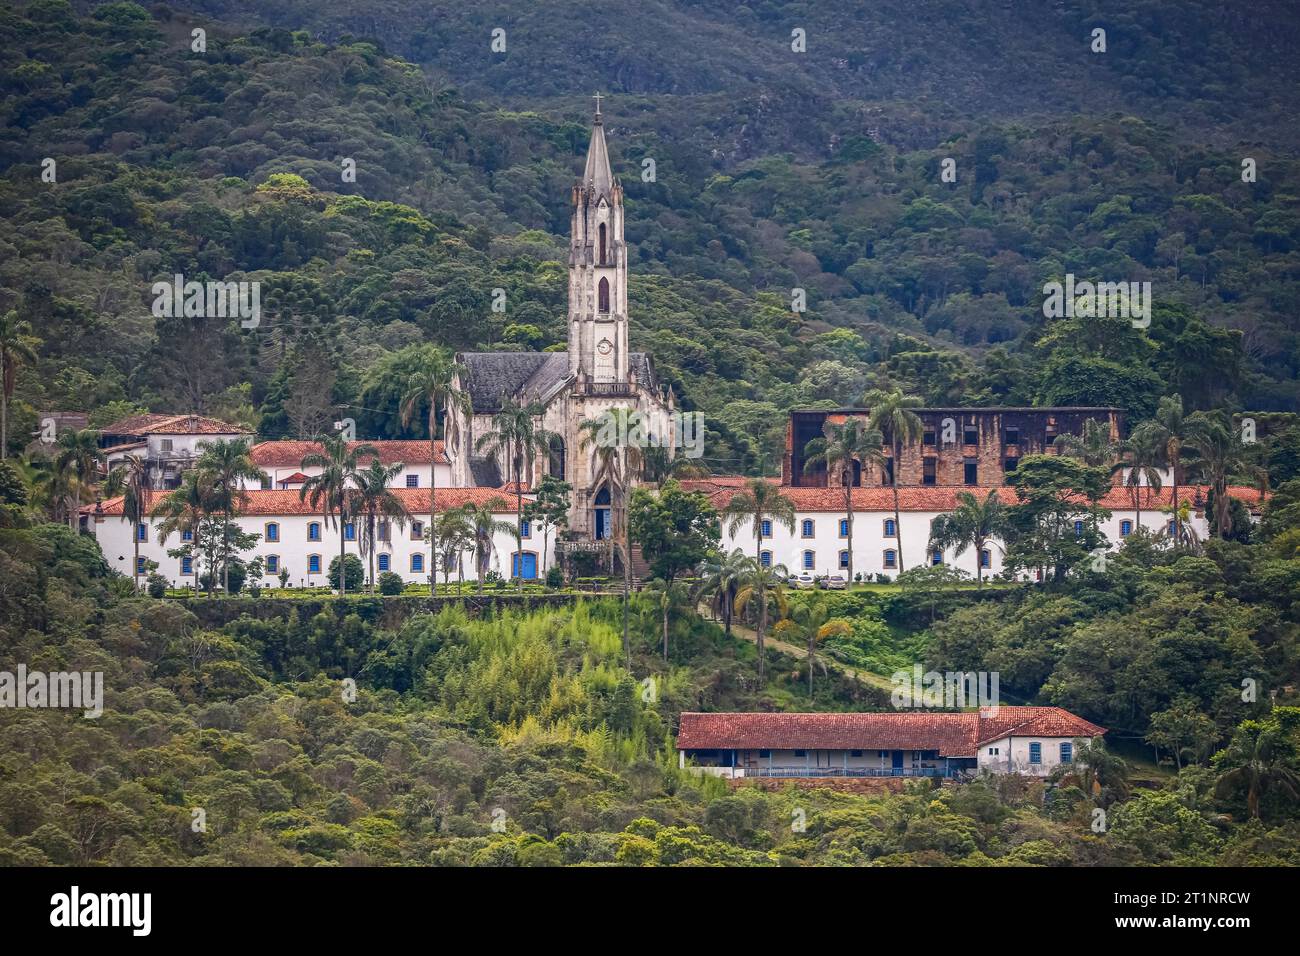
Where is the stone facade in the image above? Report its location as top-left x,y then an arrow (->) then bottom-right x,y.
786,407 -> 1124,489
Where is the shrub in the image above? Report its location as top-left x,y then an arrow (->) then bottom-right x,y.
327,554 -> 365,591
545,565 -> 564,589
378,571 -> 404,595
146,573 -> 167,598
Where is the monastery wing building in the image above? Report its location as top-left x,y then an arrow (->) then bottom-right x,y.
446,104 -> 676,544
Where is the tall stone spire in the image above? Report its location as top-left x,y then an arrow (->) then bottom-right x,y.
568,99 -> 627,384
582,94 -> 615,198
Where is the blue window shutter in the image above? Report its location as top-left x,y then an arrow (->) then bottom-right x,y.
1060,742 -> 1072,763
1029,742 -> 1042,764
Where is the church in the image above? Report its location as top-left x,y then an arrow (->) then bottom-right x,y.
445,102 -> 677,549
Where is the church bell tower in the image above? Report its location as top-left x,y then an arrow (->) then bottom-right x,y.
568,95 -> 629,384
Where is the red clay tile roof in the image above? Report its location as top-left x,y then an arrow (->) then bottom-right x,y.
85,487 -> 518,517
100,414 -> 248,436
689,481 -> 1264,514
250,440 -> 447,467
676,707 -> 1106,757
276,472 -> 310,483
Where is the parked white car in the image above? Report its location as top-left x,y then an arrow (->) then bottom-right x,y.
794,573 -> 817,589
820,574 -> 848,590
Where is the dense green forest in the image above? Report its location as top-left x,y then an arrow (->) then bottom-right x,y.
2,469 -> 1299,865
2,3 -> 1299,474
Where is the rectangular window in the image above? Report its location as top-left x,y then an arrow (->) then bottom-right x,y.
377,554 -> 390,572
411,521 -> 424,540
760,551 -> 771,568
838,519 -> 849,538
137,523 -> 147,542
160,438 -> 173,452
1005,427 -> 1020,446
344,523 -> 356,541
964,460 -> 978,485
838,550 -> 849,569
882,458 -> 894,486
260,476 -> 272,490
406,474 -> 419,488
923,458 -> 936,485
1004,456 -> 1018,473
801,520 -> 814,538
181,529 -> 193,542
1074,520 -> 1085,536
931,550 -> 943,566
266,523 -> 279,543
883,549 -> 897,569
1060,742 -> 1073,764
850,750 -> 863,757
979,549 -> 991,568
266,555 -> 279,574
883,518 -> 896,537
1120,520 -> 1133,537
803,551 -> 814,570
963,425 -> 978,445
794,749 -> 806,758
308,523 -> 321,542
411,553 -> 424,573
308,555 -> 321,574
758,749 -> 771,759
1029,742 -> 1042,764
922,429 -> 936,446
519,520 -> 531,539
378,521 -> 390,542
181,556 -> 193,575
760,519 -> 772,538
136,556 -> 147,574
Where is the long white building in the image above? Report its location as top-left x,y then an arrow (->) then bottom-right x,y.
682,478 -> 1264,581
85,487 -> 547,588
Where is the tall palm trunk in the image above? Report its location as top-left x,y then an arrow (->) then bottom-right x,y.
661,600 -> 669,662
338,517 -> 347,597
843,464 -> 854,584
891,440 -> 905,572
1170,454 -> 1181,544
1,391 -> 7,461
428,403 -> 437,595
132,530 -> 140,591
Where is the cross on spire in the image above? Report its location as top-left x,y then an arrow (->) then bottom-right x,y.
593,91 -> 603,118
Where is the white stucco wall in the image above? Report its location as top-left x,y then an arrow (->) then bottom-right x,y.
89,509 -> 551,588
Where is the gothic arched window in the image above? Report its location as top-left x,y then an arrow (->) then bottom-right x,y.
548,435 -> 566,480
598,277 -> 610,313
598,223 -> 608,265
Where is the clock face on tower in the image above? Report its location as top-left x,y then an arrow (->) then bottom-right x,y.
597,338 -> 613,355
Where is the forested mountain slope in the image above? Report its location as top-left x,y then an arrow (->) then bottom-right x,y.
1,2 -> 1298,472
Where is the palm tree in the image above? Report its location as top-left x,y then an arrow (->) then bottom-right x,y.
1214,716 -> 1300,820
50,428 -> 102,528
1053,417 -> 1118,468
734,557 -> 789,681
721,478 -> 795,680
642,577 -> 691,662
476,397 -> 553,590
1187,410 -> 1247,540
927,489 -> 1008,586
152,470 -> 214,597
460,497 -> 514,593
435,508 -> 475,591
195,437 -> 266,593
0,310 -> 39,461
695,548 -> 750,635
399,349 -> 470,593
105,454 -> 153,590
1132,395 -> 1193,544
1116,428 -> 1164,534
783,592 -> 850,696
802,418 -> 885,585
579,408 -> 648,663
299,432 -> 377,597
864,388 -> 924,572
352,459 -> 410,592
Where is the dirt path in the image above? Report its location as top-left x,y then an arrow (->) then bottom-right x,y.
699,606 -> 896,693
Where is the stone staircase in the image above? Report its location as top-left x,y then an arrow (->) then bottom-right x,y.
628,544 -> 653,589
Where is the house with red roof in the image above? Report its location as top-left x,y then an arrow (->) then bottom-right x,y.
676,707 -> 1106,779
98,413 -> 251,488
